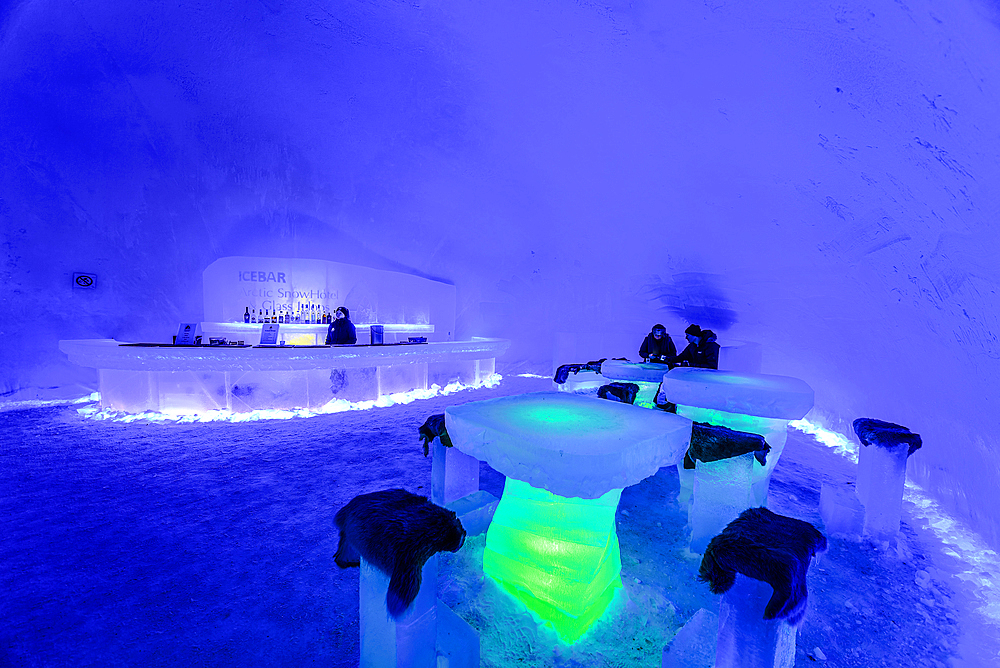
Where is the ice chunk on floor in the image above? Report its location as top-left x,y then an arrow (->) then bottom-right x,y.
445,392 -> 692,500
819,482 -> 864,539
445,490 -> 498,536
661,608 -> 718,668
660,368 -> 814,420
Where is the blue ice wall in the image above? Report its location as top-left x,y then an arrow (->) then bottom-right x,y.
2,1 -> 1000,544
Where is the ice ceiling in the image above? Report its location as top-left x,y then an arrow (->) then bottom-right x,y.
2,1 -> 999,545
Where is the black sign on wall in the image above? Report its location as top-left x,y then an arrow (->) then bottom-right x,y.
73,272 -> 97,289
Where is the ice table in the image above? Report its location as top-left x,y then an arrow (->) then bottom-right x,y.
658,368 -> 814,513
59,338 -> 508,414
445,392 -> 692,643
598,360 -> 672,408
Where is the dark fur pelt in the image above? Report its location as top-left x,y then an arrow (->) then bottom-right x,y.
597,382 -> 640,404
699,507 -> 827,626
553,359 -> 606,384
852,418 -> 922,456
334,489 -> 466,618
418,414 -> 452,456
683,422 -> 771,469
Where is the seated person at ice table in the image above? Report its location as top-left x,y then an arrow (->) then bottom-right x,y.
326,306 -> 358,345
672,324 -> 720,370
639,323 -> 677,364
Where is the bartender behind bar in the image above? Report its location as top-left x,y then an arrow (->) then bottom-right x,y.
326,306 -> 358,345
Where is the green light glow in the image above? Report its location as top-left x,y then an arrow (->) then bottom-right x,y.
503,401 -> 624,435
484,478 -> 624,643
632,381 -> 660,409
675,405 -> 786,442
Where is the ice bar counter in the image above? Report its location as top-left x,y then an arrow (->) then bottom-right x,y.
59,337 -> 508,414
445,392 -> 692,643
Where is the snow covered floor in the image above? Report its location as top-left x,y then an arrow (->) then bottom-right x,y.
2,375 -> 999,667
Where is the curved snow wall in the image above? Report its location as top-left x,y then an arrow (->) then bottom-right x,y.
2,1 -> 999,545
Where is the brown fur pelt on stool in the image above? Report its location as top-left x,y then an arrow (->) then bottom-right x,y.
698,507 -> 827,626
418,414 -> 452,456
334,488 -> 466,618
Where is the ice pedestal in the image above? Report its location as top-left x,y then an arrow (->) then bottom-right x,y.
852,418 -> 923,544
360,556 -> 481,668
431,440 -> 479,507
715,574 -> 797,668
445,392 -> 691,642
360,557 -> 439,668
663,368 -> 814,506
484,478 -> 623,643
689,452 -> 756,554
599,361 -> 671,409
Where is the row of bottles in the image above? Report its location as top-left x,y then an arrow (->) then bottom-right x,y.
243,304 -> 331,325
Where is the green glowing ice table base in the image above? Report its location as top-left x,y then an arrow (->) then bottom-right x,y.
445,392 -> 692,644
484,479 -> 623,643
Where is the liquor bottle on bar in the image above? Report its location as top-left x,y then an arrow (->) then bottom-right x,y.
244,307 -> 250,323
250,308 -> 256,324
278,309 -> 284,324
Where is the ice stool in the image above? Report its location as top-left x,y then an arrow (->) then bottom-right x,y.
852,418 -> 923,545
698,508 -> 827,668
419,413 -> 499,536
334,489 -> 481,668
685,422 -> 770,554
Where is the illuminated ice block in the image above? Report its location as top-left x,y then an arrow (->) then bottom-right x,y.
662,368 -> 814,506
689,452 -> 756,554
360,556 -> 438,668
599,360 -> 671,408
715,574 -> 797,668
852,418 -> 923,544
445,392 -> 692,643
553,369 -> 604,393
431,440 -> 480,506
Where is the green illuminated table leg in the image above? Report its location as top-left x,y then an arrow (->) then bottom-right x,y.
483,478 -> 623,644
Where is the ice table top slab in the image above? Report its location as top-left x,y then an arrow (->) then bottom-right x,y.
59,338 -> 509,372
659,368 -> 814,420
599,360 -> 671,383
445,392 -> 692,499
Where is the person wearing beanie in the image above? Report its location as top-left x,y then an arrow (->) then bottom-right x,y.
326,306 -> 358,345
672,324 -> 719,369
639,324 -> 677,363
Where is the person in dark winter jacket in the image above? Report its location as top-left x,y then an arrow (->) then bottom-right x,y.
639,324 -> 677,364
326,306 -> 358,345
673,325 -> 720,369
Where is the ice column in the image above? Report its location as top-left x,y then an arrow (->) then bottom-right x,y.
483,478 -> 624,644
689,452 -> 756,554
715,574 -> 797,668
852,418 -> 923,544
431,439 -> 480,507
360,556 -> 438,668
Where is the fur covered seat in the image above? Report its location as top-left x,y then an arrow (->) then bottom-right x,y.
699,507 -> 827,626
334,489 -> 467,618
